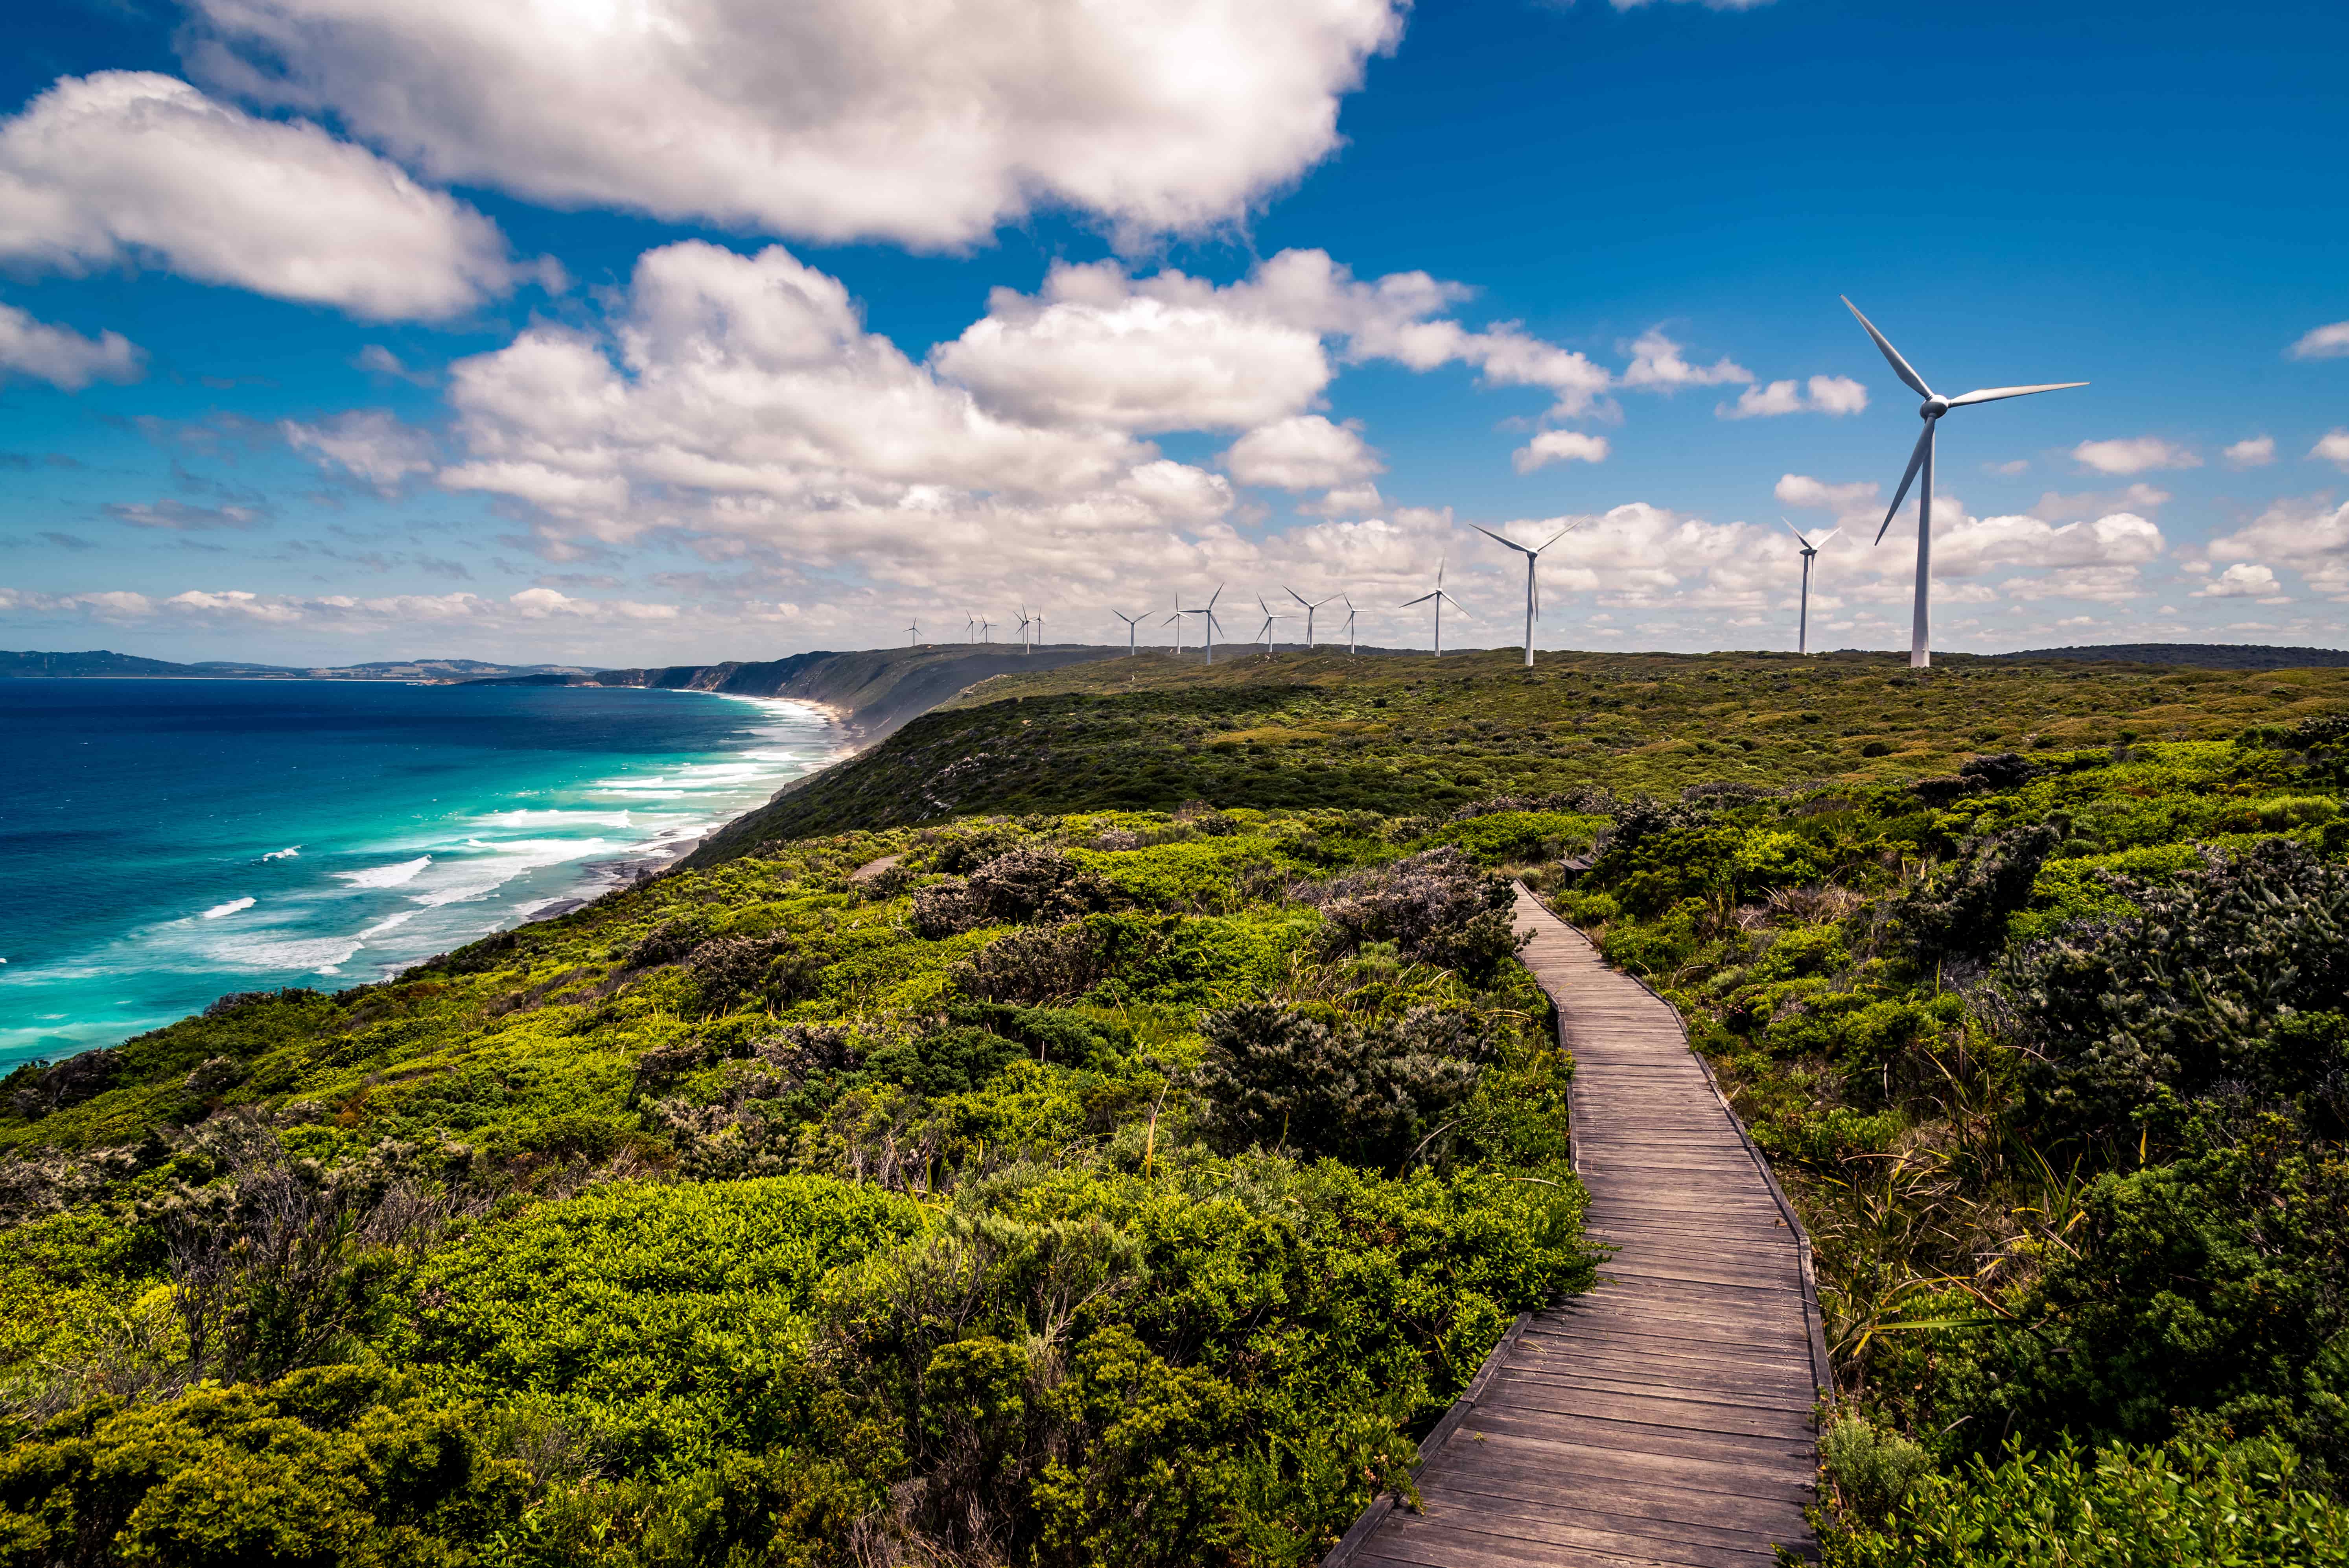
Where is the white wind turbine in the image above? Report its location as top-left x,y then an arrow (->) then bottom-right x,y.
1399,558 -> 1470,656
1111,610 -> 1144,656
906,620 -> 919,647
976,615 -> 993,643
1013,604 -> 1034,654
1254,596 -> 1301,657
1471,522 -> 1582,669
1032,606 -> 1046,647
1780,518 -> 1837,656
1285,586 -> 1342,650
1162,593 -> 1185,656
1340,594 -> 1358,655
1175,584 -> 1227,663
962,612 -> 976,643
1842,296 -> 2087,669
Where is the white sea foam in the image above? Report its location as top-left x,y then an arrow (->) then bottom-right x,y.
472,809 -> 634,829
261,846 -> 300,861
335,856 -> 431,888
201,897 -> 256,919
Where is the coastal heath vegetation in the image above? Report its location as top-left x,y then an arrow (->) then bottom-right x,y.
0,795 -> 1596,1564
2,647 -> 2346,1565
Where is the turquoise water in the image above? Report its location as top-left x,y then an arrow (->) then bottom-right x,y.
0,680 -> 842,1069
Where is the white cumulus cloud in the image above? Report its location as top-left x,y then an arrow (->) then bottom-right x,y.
0,301 -> 143,389
1620,329 -> 1751,391
1718,374 -> 1867,420
2287,321 -> 2349,360
1513,430 -> 1610,473
2193,563 -> 2283,600
2223,435 -> 2276,468
2312,430 -> 2349,470
1775,474 -> 1879,514
184,0 -> 1406,248
2071,436 -> 2201,475
1222,416 -> 1383,490
0,72 -> 533,320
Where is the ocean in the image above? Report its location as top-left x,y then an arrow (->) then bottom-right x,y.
0,679 -> 843,1071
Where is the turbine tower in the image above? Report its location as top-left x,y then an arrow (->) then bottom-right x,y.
1013,604 -> 1034,654
1341,595 -> 1358,655
1285,586 -> 1342,650
962,612 -> 976,643
1843,296 -> 2087,669
906,621 -> 918,647
1112,610 -> 1144,656
1471,523 -> 1581,669
1033,606 -> 1046,648
1781,518 -> 1837,656
1399,559 -> 1468,657
1163,594 -> 1185,656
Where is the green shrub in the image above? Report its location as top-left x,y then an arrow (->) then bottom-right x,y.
1822,1437 -> 2349,1567
1821,1414 -> 1931,1519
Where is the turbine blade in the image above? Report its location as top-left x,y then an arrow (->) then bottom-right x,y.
1399,592 -> 1435,608
1534,522 -> 1581,553
1472,523 -> 1532,556
1208,583 -> 1223,610
1841,295 -> 1934,399
1876,422 -> 1934,545
1946,381 -> 2089,407
1814,527 -> 1840,547
1780,516 -> 1814,549
1286,584 -> 1309,608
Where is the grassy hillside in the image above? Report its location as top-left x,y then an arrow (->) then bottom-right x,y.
4,650 -> 2347,1566
695,648 -> 2349,861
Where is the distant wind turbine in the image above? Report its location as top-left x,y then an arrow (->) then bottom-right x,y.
906,621 -> 918,647
1013,604 -> 1034,654
962,612 -> 976,643
1843,296 -> 2087,669
1163,593 -> 1185,656
1285,586 -> 1342,650
1112,610 -> 1144,656
1175,584 -> 1227,663
1255,595 -> 1301,658
977,616 -> 993,643
1341,594 -> 1358,655
1033,606 -> 1046,647
1471,523 -> 1581,669
1399,559 -> 1469,656
1781,518 -> 1837,656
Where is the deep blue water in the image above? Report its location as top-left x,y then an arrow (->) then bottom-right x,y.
0,680 -> 841,1069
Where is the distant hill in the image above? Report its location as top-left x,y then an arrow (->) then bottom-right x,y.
2,650 -> 588,681
467,644 -> 1122,737
1993,643 -> 2349,671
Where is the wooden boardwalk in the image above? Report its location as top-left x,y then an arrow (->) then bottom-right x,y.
1328,886 -> 1828,1568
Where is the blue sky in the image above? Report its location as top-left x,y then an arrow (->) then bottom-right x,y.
2,0 -> 2344,664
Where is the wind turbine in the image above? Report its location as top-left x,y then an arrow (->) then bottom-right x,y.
976,616 -> 993,643
1032,606 -> 1046,648
1175,584 -> 1227,663
1842,296 -> 2087,669
1162,594 -> 1185,656
1399,559 -> 1469,656
1285,586 -> 1342,650
1255,596 -> 1301,658
1471,523 -> 1581,669
1013,604 -> 1035,654
1112,610 -> 1144,656
1341,595 -> 1358,655
1781,518 -> 1837,656
962,612 -> 976,643
906,621 -> 919,647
